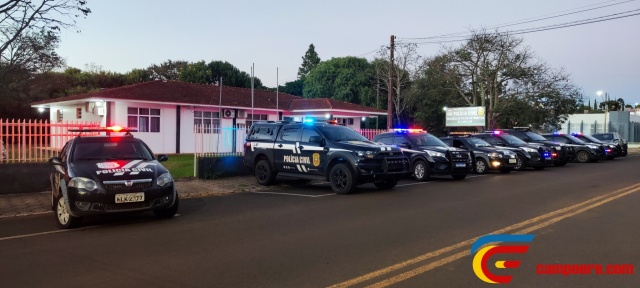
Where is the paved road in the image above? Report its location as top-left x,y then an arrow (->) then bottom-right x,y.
1,156 -> 639,288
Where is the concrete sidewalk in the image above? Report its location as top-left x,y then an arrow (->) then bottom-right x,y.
0,176 -> 272,218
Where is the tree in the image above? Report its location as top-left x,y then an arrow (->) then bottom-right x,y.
594,98 -> 598,110
0,0 -> 91,60
178,61 -> 211,84
373,43 -> 421,126
125,68 -> 151,84
207,60 -> 263,88
442,30 -> 581,130
297,44 -> 321,79
147,60 -> 188,81
279,78 -> 303,96
599,100 -> 621,111
302,57 -> 374,105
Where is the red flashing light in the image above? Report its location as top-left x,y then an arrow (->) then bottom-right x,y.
108,126 -> 123,132
551,152 -> 558,158
394,128 -> 425,133
493,131 -> 502,135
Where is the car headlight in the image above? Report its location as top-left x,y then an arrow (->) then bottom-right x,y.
424,150 -> 445,158
488,152 -> 502,158
609,144 -> 616,148
157,173 -> 173,187
587,145 -> 599,150
355,150 -> 375,159
522,147 -> 537,153
68,177 -> 97,191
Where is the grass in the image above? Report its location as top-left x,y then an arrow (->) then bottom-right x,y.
162,154 -> 196,179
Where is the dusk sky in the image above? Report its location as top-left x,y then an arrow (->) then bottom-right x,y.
57,0 -> 640,106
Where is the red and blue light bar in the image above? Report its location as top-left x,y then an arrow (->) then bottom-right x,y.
393,128 -> 425,133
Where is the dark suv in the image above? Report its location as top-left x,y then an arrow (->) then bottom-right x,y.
440,136 -> 518,174
591,132 -> 628,156
48,128 -> 179,229
373,129 -> 472,180
471,131 -> 553,171
491,128 -> 573,166
541,133 -> 603,163
244,121 -> 409,194
571,133 -> 618,159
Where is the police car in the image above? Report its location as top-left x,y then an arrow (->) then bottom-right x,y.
471,131 -> 553,171
540,133 -> 604,163
492,128 -> 573,166
372,129 -> 472,180
48,127 -> 179,229
244,120 -> 409,194
571,133 -> 618,159
440,136 -> 518,174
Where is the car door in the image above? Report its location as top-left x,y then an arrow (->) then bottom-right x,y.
394,136 -> 412,149
297,127 -> 325,175
274,126 -> 302,173
51,141 -> 71,204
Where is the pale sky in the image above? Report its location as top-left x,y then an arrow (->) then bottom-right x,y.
57,0 -> 640,106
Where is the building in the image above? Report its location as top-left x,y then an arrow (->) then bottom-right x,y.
558,110 -> 640,142
31,80 -> 386,153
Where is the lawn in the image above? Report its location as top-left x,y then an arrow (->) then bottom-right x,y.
162,154 -> 196,179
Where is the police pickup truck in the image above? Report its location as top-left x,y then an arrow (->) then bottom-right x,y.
244,121 -> 409,194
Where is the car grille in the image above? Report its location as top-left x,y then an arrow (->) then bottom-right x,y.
104,201 -> 151,211
383,158 -> 408,172
103,181 -> 153,191
449,151 -> 471,162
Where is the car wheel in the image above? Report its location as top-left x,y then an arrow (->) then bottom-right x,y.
254,159 -> 275,185
499,168 -> 512,174
374,180 -> 398,190
153,195 -> 179,218
412,160 -> 430,181
452,174 -> 467,180
55,194 -> 81,229
575,151 -> 590,163
514,155 -> 526,171
329,163 -> 356,194
474,158 -> 488,174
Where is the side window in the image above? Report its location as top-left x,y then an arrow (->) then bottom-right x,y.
248,126 -> 276,141
301,128 -> 321,143
453,140 -> 466,149
377,136 -> 393,145
394,136 -> 410,147
553,137 -> 569,144
281,128 -> 301,142
441,139 -> 452,146
60,142 -> 70,162
483,137 -> 498,145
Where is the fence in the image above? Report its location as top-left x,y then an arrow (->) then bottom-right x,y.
1,119 -> 100,163
358,129 -> 388,140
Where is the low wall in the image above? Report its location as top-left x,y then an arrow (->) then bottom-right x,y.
0,163 -> 51,195
197,156 -> 250,179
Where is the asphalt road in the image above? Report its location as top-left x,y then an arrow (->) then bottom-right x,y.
1,156 -> 639,288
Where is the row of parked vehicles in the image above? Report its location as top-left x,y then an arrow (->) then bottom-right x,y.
243,121 -> 629,195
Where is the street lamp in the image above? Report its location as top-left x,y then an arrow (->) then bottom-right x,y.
597,90 -> 610,133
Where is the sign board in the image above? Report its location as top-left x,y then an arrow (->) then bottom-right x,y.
445,106 -> 486,127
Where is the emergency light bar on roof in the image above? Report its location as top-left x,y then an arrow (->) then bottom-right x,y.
393,128 -> 425,133
69,126 -> 138,137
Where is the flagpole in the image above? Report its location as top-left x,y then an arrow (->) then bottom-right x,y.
276,67 -> 279,121
251,63 -> 254,121
217,76 -> 222,153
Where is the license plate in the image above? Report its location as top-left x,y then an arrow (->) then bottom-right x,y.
509,159 -> 517,164
455,163 -> 466,168
115,192 -> 145,203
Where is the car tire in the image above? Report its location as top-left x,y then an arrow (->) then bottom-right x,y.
374,180 -> 398,190
153,195 -> 179,218
514,155 -> 526,171
499,168 -> 512,174
329,163 -> 356,194
575,151 -> 590,163
474,158 -> 488,174
254,159 -> 276,186
55,194 -> 81,229
412,160 -> 430,181
452,174 -> 467,180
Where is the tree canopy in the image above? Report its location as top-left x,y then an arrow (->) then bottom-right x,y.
303,56 -> 374,106
297,44 -> 321,79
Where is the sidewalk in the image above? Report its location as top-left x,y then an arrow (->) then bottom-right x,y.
0,176 -> 271,219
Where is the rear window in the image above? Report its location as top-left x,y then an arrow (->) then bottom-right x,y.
72,140 -> 154,161
248,125 -> 278,141
592,134 -> 613,141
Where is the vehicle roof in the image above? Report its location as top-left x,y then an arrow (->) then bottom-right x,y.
73,136 -> 142,142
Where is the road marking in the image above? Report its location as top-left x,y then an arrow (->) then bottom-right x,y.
0,211 -> 52,219
328,182 -> 640,288
250,191 -> 336,198
396,175 -> 486,187
0,226 -> 96,242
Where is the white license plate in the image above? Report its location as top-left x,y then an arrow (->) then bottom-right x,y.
509,159 -> 517,164
455,163 -> 466,168
115,192 -> 145,203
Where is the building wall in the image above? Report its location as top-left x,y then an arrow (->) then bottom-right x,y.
560,111 -> 640,142
112,101 -> 177,154
49,104 -> 106,125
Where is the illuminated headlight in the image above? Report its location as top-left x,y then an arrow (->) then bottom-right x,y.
355,150 -> 375,159
157,173 -> 173,187
522,147 -> 537,153
68,177 -> 97,191
587,145 -> 599,150
425,150 -> 445,158
488,152 -> 502,158
609,144 -> 616,148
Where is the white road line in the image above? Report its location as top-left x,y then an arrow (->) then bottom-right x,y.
0,211 -> 52,219
396,175 -> 486,187
250,191 -> 336,198
0,227 -> 94,242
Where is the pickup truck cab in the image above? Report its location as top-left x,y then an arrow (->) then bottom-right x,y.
243,121 -> 409,194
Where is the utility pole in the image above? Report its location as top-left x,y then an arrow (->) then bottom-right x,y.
387,35 -> 395,130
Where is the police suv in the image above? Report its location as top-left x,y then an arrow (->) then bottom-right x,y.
244,120 -> 409,194
440,136 -> 518,174
48,127 -> 179,229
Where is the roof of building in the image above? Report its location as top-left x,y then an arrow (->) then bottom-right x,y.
288,98 -> 384,113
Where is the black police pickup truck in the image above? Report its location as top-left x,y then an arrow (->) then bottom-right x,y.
244,121 -> 409,194
48,127 -> 179,229
440,136 -> 518,174
492,128 -> 573,166
372,129 -> 472,180
541,133 -> 604,163
471,131 -> 553,171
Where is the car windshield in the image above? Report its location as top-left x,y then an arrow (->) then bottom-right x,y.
524,132 -> 548,141
466,138 -> 492,147
501,135 -> 527,145
409,134 -> 448,147
72,140 -> 154,161
592,134 -> 613,141
318,126 -> 368,142
565,135 -> 586,144
580,134 -> 601,143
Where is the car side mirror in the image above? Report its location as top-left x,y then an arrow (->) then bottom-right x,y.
157,154 -> 169,162
49,157 -> 63,166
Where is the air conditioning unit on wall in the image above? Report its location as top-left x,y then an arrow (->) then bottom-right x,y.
223,109 -> 235,118
236,110 -> 246,119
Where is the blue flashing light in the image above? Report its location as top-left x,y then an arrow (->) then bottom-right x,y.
303,118 -> 314,124
493,130 -> 502,135
393,128 -> 424,134
542,151 -> 551,159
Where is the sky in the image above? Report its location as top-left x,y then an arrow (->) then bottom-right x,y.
56,0 -> 640,106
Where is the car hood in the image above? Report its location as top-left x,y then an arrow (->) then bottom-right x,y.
418,145 -> 465,153
334,140 -> 401,152
70,159 -> 168,182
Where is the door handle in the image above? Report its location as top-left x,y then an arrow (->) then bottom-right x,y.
299,146 -> 304,150
277,144 -> 283,148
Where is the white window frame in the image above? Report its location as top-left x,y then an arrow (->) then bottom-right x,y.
128,107 -> 160,133
194,110 -> 221,134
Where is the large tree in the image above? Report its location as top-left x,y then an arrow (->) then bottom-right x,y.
297,44 -> 321,79
279,78 -> 303,96
146,60 -> 188,81
178,61 -> 210,84
302,56 -> 374,106
207,60 -> 263,88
